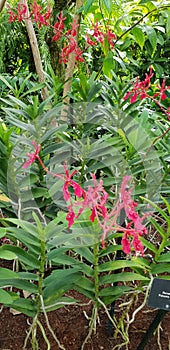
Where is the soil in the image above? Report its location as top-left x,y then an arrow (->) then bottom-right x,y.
0,288 -> 170,350
1,221 -> 170,350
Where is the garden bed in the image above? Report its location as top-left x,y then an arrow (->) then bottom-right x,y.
0,288 -> 170,350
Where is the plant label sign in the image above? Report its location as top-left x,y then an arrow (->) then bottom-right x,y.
147,278 -> 170,311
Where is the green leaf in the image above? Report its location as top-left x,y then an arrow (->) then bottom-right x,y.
0,247 -> 17,260
145,26 -> 157,51
74,275 -> 94,292
21,83 -> 45,98
166,11 -> 170,35
132,27 -> 145,49
48,179 -> 63,198
149,218 -> 166,239
151,262 -> 170,274
103,52 -> 114,78
32,187 -> 49,199
87,82 -> 102,102
5,219 -> 40,239
5,95 -> 27,109
113,55 -> 126,71
47,251 -> 80,266
1,245 -> 40,269
8,229 -> 40,251
161,197 -> 170,216
74,247 -> 94,264
140,237 -> 157,254
0,278 -> 38,293
43,271 -> 81,305
0,289 -> 13,304
17,272 -> 39,280
19,174 -> 39,188
98,259 -> 147,272
84,0 -> 94,14
153,63 -> 164,77
11,298 -> 37,317
99,244 -> 121,257
3,114 -> 36,133
44,268 -> 81,286
0,227 -> 6,238
73,276 -> 95,300
99,285 -> 131,297
141,198 -> 170,223
102,0 -> 112,13
99,272 -> 150,285
0,267 -> 18,279
0,75 -> 14,90
32,212 -> 44,238
139,0 -> 152,3
64,273 -> 95,302
157,252 -> 170,263
99,285 -> 131,305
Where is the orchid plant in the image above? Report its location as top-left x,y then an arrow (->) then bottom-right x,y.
124,67 -> 170,120
22,140 -> 149,256
0,143 -> 152,349
0,2 -> 170,349
9,139 -> 150,348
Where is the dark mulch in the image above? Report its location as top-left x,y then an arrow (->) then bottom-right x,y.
0,288 -> 170,350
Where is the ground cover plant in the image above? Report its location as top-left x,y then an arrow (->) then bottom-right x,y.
0,0 -> 170,349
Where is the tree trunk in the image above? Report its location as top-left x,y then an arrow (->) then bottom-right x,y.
21,0 -> 48,100
0,0 -> 6,13
45,0 -> 69,78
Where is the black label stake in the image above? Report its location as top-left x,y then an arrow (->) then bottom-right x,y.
136,278 -> 170,350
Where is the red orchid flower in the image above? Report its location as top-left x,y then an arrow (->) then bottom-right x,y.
66,203 -> 75,228
154,79 -> 170,101
74,47 -> 84,62
66,18 -> 79,37
22,141 -> 41,169
121,228 -> 145,256
60,165 -> 84,201
119,176 -> 149,255
124,67 -> 153,104
8,3 -> 27,22
106,29 -> 116,48
52,11 -> 66,41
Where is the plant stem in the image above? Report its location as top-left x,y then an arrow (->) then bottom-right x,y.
81,305 -> 98,350
81,242 -> 100,350
37,229 -> 46,315
31,320 -> 39,350
93,242 -> 99,309
24,227 -> 47,349
23,315 -> 38,349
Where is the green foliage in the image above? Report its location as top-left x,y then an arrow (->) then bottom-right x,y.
81,0 -> 170,78
0,1 -> 170,348
0,215 -> 79,319
0,11 -> 33,74
0,122 -> 13,194
140,197 -> 170,277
